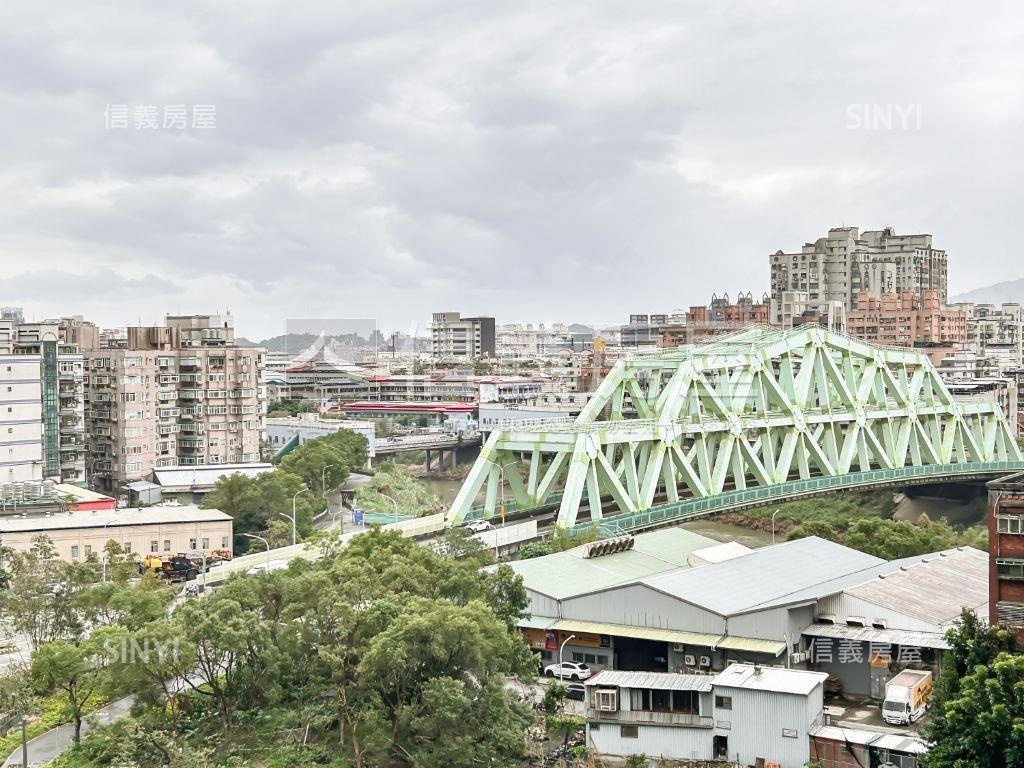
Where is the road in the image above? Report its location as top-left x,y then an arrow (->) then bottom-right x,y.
2,696 -> 135,768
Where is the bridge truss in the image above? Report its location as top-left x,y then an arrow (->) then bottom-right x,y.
448,326 -> 1024,529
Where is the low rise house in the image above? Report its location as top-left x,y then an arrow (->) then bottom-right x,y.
0,505 -> 233,560
585,664 -> 828,767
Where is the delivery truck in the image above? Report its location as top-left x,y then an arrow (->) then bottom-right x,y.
882,669 -> 932,725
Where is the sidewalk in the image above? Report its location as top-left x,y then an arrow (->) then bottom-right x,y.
2,696 -> 134,767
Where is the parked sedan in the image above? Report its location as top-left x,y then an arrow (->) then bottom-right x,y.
464,519 -> 494,533
543,661 -> 592,681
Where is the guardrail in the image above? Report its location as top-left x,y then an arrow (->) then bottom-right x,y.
563,460 -> 1024,538
203,513 -> 449,584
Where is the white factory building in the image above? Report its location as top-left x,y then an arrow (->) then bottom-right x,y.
585,664 -> 828,767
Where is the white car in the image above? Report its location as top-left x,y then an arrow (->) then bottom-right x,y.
465,520 -> 494,533
544,661 -> 592,681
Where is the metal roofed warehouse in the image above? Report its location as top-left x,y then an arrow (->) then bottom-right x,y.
505,527 -> 719,603
640,536 -> 884,616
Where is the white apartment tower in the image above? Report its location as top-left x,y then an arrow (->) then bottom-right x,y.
430,312 -> 496,359
770,227 -> 948,311
0,309 -> 89,484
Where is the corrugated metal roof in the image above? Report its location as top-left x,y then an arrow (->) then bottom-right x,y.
811,725 -> 928,754
548,618 -> 723,648
843,547 -> 989,627
715,636 -> 786,656
153,463 -> 275,490
801,622 -> 950,650
518,615 -> 556,630
642,537 -> 884,616
0,505 -> 231,532
712,663 -> 828,695
508,528 -> 719,600
585,670 -> 714,692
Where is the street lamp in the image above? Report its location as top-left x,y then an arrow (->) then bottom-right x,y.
495,460 -> 518,527
321,463 -> 335,495
558,634 -> 576,675
100,516 -> 118,583
771,509 -> 780,544
280,486 -> 310,547
243,533 -> 271,568
379,493 -> 401,524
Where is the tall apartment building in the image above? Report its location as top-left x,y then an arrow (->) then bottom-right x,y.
660,294 -> 771,346
948,302 -> 1024,372
0,309 -> 90,484
84,315 -> 266,496
770,226 -> 948,311
0,352 -> 43,483
845,290 -> 966,351
430,312 -> 496,359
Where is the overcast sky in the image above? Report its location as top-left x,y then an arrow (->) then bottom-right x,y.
2,1 -> 1022,339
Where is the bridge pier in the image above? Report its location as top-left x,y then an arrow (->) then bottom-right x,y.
425,449 -> 432,472
450,449 -> 457,471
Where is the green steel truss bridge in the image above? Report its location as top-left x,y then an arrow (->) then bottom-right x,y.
447,326 -> 1024,533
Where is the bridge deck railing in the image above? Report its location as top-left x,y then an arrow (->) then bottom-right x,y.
562,461 -> 1024,538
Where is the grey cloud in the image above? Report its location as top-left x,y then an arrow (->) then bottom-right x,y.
0,0 -> 1022,337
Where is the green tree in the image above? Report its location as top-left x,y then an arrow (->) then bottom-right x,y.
923,653 -> 1024,768
0,536 -> 93,648
30,628 -> 125,743
280,440 -> 350,494
202,470 -> 323,551
922,607 -> 1021,765
355,465 -> 443,517
786,520 -> 840,542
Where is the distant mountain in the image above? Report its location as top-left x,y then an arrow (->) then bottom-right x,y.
238,332 -> 382,355
951,277 -> 1024,305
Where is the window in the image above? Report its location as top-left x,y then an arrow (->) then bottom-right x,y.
202,537 -> 210,550
70,545 -> 79,559
998,516 -> 1023,535
84,545 -> 92,557
620,726 -> 638,739
163,539 -> 171,551
151,540 -> 159,553
221,536 -> 229,548
997,559 -> 1024,581
715,695 -> 732,710
124,542 -> 132,554
189,538 -> 197,550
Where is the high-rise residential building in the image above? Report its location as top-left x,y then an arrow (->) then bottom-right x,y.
947,302 -> 1024,372
769,226 -> 948,311
845,290 -> 966,352
0,309 -> 89,484
0,351 -> 43,483
430,312 -> 496,359
84,314 -> 266,496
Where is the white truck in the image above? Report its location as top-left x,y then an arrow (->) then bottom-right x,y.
882,669 -> 932,725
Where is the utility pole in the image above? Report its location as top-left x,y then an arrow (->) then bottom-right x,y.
21,716 -> 28,768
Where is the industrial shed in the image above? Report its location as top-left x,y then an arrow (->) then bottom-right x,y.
804,547 -> 988,697
518,536 -> 908,673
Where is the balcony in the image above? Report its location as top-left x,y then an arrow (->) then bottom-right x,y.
586,708 -> 713,728
179,357 -> 201,370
